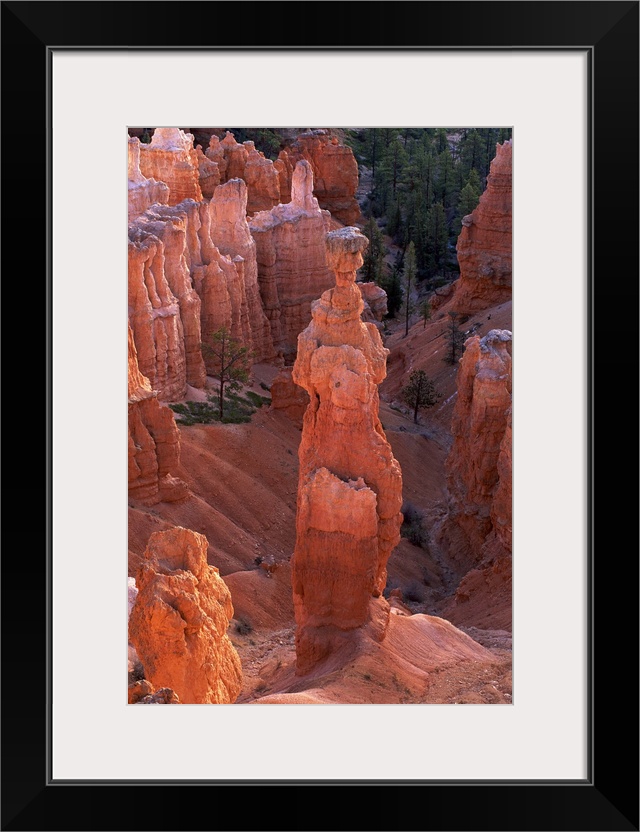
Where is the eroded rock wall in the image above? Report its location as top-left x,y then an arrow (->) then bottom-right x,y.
128,325 -> 188,504
209,179 -> 275,361
139,128 -> 203,205
250,161 -> 333,360
452,140 -> 512,314
128,136 -> 169,220
204,132 -> 280,213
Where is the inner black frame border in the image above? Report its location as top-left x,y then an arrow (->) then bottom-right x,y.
2,2 -> 638,830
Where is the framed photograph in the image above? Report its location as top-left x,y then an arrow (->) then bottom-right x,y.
2,1 -> 637,830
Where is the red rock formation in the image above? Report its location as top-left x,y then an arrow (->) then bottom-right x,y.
209,179 -> 275,361
250,161 -> 334,359
204,132 -> 280,213
129,527 -> 243,704
270,366 -> 309,424
291,227 -> 403,673
195,145 -> 220,199
128,225 -> 187,401
128,325 -> 188,504
132,205 -> 207,391
242,141 -> 281,213
128,136 -> 169,220
204,134 -> 228,180
451,140 -> 512,314
445,329 -> 512,560
277,130 -> 361,226
358,281 -> 388,322
139,128 -> 203,205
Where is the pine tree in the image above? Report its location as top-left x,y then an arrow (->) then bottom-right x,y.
201,327 -> 252,420
361,215 -> 386,283
381,265 -> 403,318
454,169 -> 483,235
419,299 -> 432,329
444,311 -> 467,365
402,242 -> 417,336
401,369 -> 442,423
425,203 -> 448,276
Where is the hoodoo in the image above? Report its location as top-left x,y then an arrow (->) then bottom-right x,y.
291,227 -> 403,673
276,130 -> 361,226
129,527 -> 243,704
445,329 -> 512,558
250,160 -> 333,360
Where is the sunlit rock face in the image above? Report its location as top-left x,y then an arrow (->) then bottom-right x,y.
291,227 -> 403,673
276,130 -> 361,226
203,132 -> 280,213
128,325 -> 188,505
139,128 -> 203,205
452,140 -> 512,314
208,178 -> 276,361
129,527 -> 243,704
250,161 -> 334,360
128,136 -> 169,221
128,223 -> 189,401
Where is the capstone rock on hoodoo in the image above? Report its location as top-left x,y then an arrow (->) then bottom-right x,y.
139,128 -> 203,205
129,527 -> 243,704
291,227 -> 403,673
128,325 -> 188,505
450,140 -> 512,314
276,130 -> 361,226
250,160 -> 333,359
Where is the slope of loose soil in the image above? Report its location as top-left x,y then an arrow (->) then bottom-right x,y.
382,298 -> 512,431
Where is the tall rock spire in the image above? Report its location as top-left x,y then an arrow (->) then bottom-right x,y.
291,227 -> 403,673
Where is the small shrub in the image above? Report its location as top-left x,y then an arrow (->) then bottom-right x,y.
401,501 -> 430,549
245,390 -> 271,407
403,580 -> 425,603
235,618 -> 253,636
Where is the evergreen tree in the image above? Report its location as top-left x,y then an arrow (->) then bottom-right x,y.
444,311 -> 467,365
419,299 -> 432,329
401,369 -> 442,423
380,265 -> 403,318
460,129 -> 484,178
425,203 -> 448,276
437,147 -> 456,209
402,242 -> 417,336
387,198 -> 403,242
201,327 -> 252,420
454,169 -> 483,235
361,216 -> 386,283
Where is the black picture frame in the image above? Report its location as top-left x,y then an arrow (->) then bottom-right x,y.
2,2 -> 638,830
